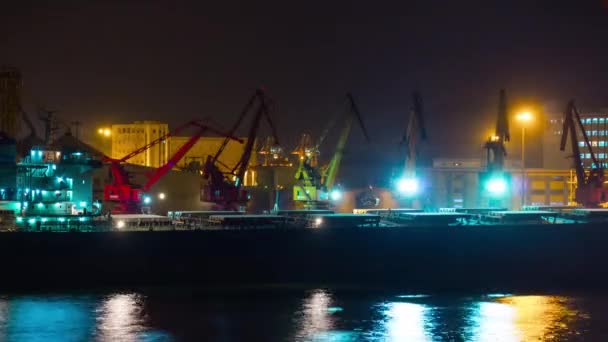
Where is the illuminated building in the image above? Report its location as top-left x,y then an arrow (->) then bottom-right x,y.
545,111 -> 608,169
111,121 -> 169,168
429,158 -> 573,209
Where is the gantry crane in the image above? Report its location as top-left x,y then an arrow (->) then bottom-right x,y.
202,88 -> 279,209
396,91 -> 427,197
481,89 -> 511,201
104,120 -> 238,214
293,93 -> 370,208
560,100 -> 607,207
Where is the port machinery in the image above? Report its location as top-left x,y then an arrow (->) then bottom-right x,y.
103,120 -> 240,214
292,93 -> 370,209
202,88 -> 280,210
481,89 -> 511,205
560,100 -> 608,207
394,91 -> 427,202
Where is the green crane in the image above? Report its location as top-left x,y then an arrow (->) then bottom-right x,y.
293,93 -> 369,208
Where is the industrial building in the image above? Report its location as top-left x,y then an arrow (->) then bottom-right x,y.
428,158 -> 573,210
109,121 -> 256,184
111,121 -> 169,168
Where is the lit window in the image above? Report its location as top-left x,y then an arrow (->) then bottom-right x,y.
599,153 -> 606,159
586,153 -> 591,159
593,118 -> 599,122
586,118 -> 592,124
592,141 -> 598,147
579,141 -> 585,147
601,118 -> 606,123
581,153 -> 586,159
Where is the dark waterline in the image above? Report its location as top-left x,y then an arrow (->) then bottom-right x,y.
0,288 -> 605,341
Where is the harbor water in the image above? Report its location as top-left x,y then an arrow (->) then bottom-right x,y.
0,289 -> 606,341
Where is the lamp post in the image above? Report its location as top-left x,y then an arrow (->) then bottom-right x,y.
516,111 -> 532,208
96,127 -> 112,156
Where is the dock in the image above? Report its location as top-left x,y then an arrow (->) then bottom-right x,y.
481,210 -> 557,224
308,213 -> 380,228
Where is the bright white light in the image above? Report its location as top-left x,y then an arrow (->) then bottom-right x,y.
116,220 -> 125,229
314,217 -> 323,227
397,178 -> 419,196
486,178 -> 507,195
330,190 -> 342,201
158,192 -> 165,200
143,196 -> 151,204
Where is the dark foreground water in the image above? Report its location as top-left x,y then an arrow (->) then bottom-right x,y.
0,289 -> 606,341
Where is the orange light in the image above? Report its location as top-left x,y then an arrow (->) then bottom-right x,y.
516,111 -> 533,122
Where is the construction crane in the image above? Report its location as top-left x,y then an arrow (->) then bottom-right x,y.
104,120 -> 238,214
0,67 -> 22,139
293,93 -> 370,208
202,88 -> 279,209
560,100 -> 607,207
395,91 -> 427,197
482,89 -> 511,200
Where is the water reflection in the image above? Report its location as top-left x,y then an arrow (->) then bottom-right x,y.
96,293 -> 147,341
0,292 -> 595,341
467,295 -> 579,341
295,289 -> 335,340
2,296 -> 95,341
374,302 -> 432,341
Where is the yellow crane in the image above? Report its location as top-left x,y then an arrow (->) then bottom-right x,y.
293,93 -> 370,209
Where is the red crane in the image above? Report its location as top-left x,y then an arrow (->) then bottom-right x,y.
560,100 -> 607,207
104,120 -> 240,214
202,88 -> 279,209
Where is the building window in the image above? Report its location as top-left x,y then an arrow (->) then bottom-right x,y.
579,141 -> 585,147
586,153 -> 591,159
592,141 -> 598,147
601,141 -> 606,147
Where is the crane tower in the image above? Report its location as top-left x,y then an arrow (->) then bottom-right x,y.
0,67 -> 22,138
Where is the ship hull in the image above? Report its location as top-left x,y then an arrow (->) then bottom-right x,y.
1,224 -> 606,292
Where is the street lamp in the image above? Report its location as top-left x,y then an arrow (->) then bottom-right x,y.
98,127 -> 111,137
516,111 -> 533,208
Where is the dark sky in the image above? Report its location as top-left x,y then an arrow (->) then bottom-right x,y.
2,0 -> 608,182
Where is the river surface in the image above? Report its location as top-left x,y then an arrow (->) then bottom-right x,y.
0,289 -> 606,341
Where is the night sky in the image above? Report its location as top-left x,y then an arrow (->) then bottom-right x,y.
2,0 -> 608,184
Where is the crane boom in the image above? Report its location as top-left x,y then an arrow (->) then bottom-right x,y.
322,93 -> 370,190
560,100 -> 606,207
402,91 -> 426,177
104,120 -> 240,213
484,89 -> 510,172
560,101 -> 596,186
143,125 -> 207,191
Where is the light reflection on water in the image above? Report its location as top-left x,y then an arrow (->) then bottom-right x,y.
96,293 -> 147,341
0,290 -> 599,341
